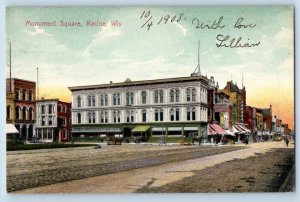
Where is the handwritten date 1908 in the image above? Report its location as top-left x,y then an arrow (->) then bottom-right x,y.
140,10 -> 184,30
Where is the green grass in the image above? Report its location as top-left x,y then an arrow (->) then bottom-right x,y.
7,143 -> 95,151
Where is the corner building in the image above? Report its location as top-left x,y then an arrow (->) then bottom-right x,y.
69,75 -> 209,139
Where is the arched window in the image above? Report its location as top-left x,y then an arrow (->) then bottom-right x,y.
142,109 -> 147,122
88,111 -> 96,123
175,89 -> 180,102
113,110 -> 121,123
170,108 -> 180,121
100,94 -> 108,106
159,90 -> 164,103
15,106 -> 20,120
100,111 -> 108,123
88,95 -> 95,107
77,113 -> 81,123
22,89 -> 27,101
192,88 -> 196,101
154,91 -> 159,103
29,107 -> 33,120
170,108 -> 175,121
141,91 -> 147,104
170,90 -> 175,102
22,106 -> 27,120
186,89 -> 191,101
77,96 -> 82,107
113,93 -> 121,105
15,89 -> 20,100
187,107 -> 196,121
7,106 -> 11,120
176,108 -> 180,121
126,92 -> 134,105
29,90 -> 33,101
155,109 -> 163,121
186,88 -> 196,102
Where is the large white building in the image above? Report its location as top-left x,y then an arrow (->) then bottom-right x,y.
68,75 -> 209,138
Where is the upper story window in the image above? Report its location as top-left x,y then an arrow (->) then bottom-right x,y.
77,96 -> 82,107
170,108 -> 180,121
48,116 -> 53,126
186,88 -> 196,102
113,110 -> 121,123
41,105 -> 45,114
113,93 -> 121,106
15,106 -> 20,119
41,116 -> 45,126
154,109 -> 164,121
187,107 -> 196,121
126,92 -> 134,105
22,89 -> 27,101
141,91 -> 147,104
88,95 -> 96,107
29,107 -> 33,120
100,94 -> 108,106
29,90 -> 33,101
77,112 -> 81,124
100,111 -> 108,123
126,110 -> 135,123
6,106 -> 11,120
142,109 -> 147,122
48,104 -> 53,114
15,89 -> 20,100
88,111 -> 96,123
22,106 -> 27,120
58,105 -> 62,112
154,90 -> 164,103
170,89 -> 180,103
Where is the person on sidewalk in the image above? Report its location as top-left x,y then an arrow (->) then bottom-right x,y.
285,138 -> 289,147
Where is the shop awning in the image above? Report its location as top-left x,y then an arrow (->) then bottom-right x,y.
225,130 -> 235,136
233,125 -> 246,134
239,125 -> 251,133
208,124 -> 227,135
6,124 -> 19,134
132,125 -> 151,132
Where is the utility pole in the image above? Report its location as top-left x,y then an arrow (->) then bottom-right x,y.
36,67 -> 39,100
9,41 -> 12,92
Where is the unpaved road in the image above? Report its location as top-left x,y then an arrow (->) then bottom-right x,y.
7,144 -> 244,192
16,141 -> 294,193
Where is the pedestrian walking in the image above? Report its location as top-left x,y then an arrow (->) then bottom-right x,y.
245,138 -> 249,146
285,138 -> 289,147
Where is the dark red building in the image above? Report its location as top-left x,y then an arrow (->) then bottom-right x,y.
35,99 -> 71,142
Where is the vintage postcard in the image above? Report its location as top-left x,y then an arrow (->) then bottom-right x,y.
5,6 -> 294,193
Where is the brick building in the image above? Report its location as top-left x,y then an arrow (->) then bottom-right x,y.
35,99 -> 71,142
219,81 -> 246,124
6,78 -> 36,141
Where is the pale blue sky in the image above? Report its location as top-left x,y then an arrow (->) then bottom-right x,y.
6,7 -> 294,125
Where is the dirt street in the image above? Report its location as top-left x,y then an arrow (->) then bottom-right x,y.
15,141 -> 294,193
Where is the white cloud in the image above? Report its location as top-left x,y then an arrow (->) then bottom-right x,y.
25,26 -> 53,37
83,21 -> 122,61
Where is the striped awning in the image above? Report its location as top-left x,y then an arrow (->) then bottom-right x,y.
208,124 -> 227,135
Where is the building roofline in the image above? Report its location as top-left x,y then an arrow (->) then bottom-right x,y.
36,98 -> 71,104
6,78 -> 36,84
68,75 -> 210,91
